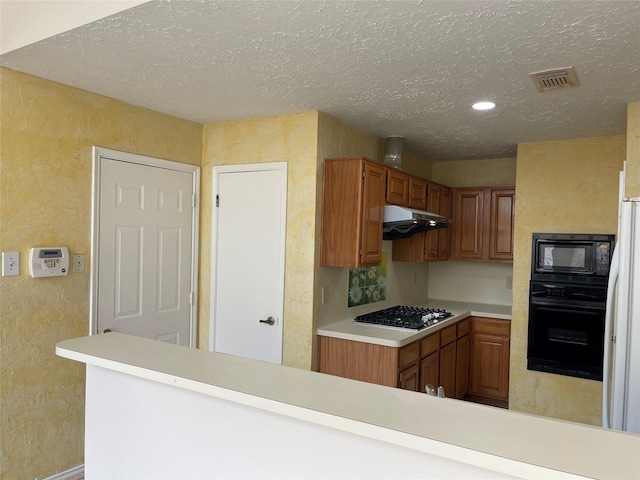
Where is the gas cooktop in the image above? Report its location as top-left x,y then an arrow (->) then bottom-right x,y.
354,305 -> 453,330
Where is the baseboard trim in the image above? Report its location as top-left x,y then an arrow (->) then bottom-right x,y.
42,464 -> 84,480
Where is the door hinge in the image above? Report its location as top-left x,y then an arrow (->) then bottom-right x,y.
362,170 -> 366,179
192,193 -> 197,208
359,248 -> 363,256
216,194 -> 220,207
189,292 -> 194,306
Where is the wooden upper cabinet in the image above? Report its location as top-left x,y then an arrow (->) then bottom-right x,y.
451,188 -> 485,261
451,187 -> 515,263
425,183 -> 441,259
321,157 -> 386,267
392,180 -> 452,263
489,188 -> 516,261
408,176 -> 428,210
438,187 -> 452,260
385,169 -> 409,206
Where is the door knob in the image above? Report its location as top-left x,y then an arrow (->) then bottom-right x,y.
102,329 -> 112,333
259,316 -> 275,326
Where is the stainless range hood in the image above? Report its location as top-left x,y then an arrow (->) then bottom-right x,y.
382,205 -> 450,240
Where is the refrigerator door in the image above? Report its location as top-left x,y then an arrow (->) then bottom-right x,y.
602,245 -> 619,428
609,200 -> 640,433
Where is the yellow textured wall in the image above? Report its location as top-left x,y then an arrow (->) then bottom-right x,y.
199,112 -> 319,369
627,102 -> 640,198
432,157 -> 517,187
510,136 -> 626,425
0,68 -> 202,479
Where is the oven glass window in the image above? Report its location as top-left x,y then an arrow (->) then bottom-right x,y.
528,303 -> 604,380
539,245 -> 588,269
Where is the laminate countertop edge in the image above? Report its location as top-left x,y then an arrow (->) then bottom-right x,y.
317,300 -> 512,347
56,333 -> 639,480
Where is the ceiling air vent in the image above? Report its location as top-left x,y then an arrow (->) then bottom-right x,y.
529,67 -> 579,93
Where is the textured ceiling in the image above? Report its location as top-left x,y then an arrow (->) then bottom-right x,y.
2,0 -> 640,161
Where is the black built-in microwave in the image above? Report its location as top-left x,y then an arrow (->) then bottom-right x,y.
531,233 -> 615,285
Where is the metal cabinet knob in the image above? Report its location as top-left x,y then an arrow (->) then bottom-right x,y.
259,316 -> 275,326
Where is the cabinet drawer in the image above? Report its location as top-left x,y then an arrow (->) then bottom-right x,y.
398,341 -> 420,370
472,317 -> 510,337
420,332 -> 439,357
457,318 -> 471,338
440,325 -> 457,347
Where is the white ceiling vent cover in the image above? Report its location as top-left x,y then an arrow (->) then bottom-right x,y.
529,67 -> 579,93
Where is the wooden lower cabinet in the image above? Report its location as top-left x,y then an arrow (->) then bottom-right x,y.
455,334 -> 471,399
317,336 -> 399,387
318,316 -> 509,403
439,341 -> 456,398
419,352 -> 439,393
399,364 -> 419,391
469,317 -> 511,401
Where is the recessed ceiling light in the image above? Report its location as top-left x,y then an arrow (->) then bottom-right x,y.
472,101 -> 496,111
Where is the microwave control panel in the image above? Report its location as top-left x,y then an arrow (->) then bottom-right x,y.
29,247 -> 69,277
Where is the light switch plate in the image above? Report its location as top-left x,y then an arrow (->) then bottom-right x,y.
2,251 -> 20,276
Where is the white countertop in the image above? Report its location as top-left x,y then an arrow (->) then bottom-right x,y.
56,333 -> 639,480
317,300 -> 512,347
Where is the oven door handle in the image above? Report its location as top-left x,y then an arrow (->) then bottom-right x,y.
530,298 -> 606,311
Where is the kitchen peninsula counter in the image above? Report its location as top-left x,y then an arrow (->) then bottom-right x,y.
57,333 -> 638,479
317,300 -> 511,347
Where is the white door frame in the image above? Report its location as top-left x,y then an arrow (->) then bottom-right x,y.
90,146 -> 200,347
209,162 -> 287,355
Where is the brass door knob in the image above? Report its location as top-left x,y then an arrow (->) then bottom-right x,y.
259,316 -> 275,326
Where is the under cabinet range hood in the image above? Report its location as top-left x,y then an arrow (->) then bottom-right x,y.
382,205 -> 450,240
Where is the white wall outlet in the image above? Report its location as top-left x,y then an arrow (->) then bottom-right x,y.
2,251 -> 20,276
321,286 -> 329,304
506,276 -> 513,290
73,254 -> 85,273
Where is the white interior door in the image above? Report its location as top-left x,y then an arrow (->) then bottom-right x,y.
91,147 -> 199,347
211,163 -> 287,364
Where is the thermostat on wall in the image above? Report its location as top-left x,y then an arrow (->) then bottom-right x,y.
29,247 -> 69,277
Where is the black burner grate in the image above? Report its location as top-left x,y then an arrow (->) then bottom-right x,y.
354,305 -> 452,330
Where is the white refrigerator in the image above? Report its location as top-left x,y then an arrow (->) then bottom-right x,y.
603,165 -> 640,433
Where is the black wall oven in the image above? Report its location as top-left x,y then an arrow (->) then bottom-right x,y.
527,233 -> 614,381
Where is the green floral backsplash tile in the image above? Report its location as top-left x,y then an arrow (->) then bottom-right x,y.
348,252 -> 387,307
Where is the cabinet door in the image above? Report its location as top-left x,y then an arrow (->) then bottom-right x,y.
408,176 -> 427,210
424,183 -> 441,260
399,364 -> 419,391
360,161 -> 387,266
386,169 -> 409,206
470,332 -> 510,400
438,187 -> 452,260
489,188 -> 515,261
455,334 -> 470,399
398,341 -> 420,371
419,352 -> 439,394
391,233 -> 426,263
439,341 -> 456,399
451,189 -> 485,260
321,157 -> 385,268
